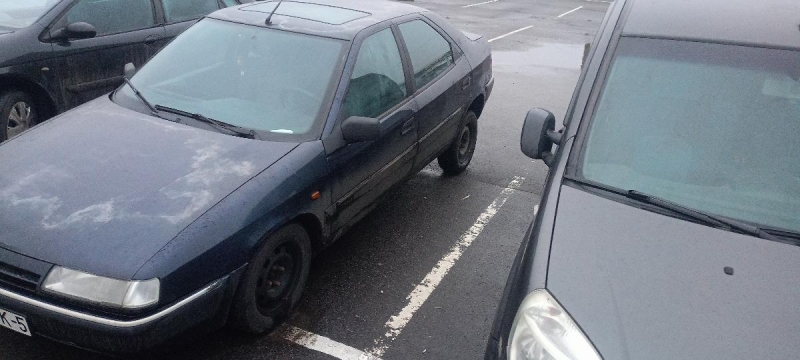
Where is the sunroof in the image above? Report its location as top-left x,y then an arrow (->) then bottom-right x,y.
243,1 -> 370,25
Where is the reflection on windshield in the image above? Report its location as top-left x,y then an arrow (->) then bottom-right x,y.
581,38 -> 800,233
0,0 -> 56,29
118,18 -> 344,140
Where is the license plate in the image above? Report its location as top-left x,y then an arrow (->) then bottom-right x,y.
0,308 -> 30,336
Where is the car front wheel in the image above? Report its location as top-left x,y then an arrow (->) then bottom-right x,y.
230,223 -> 312,334
0,90 -> 37,142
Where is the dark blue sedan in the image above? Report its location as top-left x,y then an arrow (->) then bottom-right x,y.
0,0 -> 492,353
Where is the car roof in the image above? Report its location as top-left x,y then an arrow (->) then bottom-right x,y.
208,0 -> 426,40
622,0 -> 800,50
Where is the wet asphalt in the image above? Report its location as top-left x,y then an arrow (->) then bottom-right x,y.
0,0 -> 608,359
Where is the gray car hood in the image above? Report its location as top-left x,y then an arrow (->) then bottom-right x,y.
547,185 -> 800,360
0,97 -> 298,279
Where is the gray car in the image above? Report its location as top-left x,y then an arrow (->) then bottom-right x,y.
486,0 -> 800,359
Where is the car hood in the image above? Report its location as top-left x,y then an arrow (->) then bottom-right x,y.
0,97 -> 298,279
547,185 -> 800,360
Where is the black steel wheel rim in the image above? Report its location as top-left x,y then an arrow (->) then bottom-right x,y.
457,126 -> 474,165
255,241 -> 301,316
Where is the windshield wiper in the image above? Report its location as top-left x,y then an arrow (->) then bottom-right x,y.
123,78 -> 158,115
565,176 -> 777,241
154,105 -> 257,139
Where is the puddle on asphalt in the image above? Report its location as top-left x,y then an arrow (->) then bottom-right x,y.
492,42 -> 585,74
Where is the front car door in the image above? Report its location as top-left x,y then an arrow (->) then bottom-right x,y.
49,0 -> 164,109
395,18 -> 472,170
325,25 -> 418,238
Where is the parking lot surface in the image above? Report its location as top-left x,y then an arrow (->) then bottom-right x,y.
0,0 -> 607,358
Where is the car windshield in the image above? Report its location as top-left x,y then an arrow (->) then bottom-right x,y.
580,37 -> 800,234
0,0 -> 58,29
116,18 -> 345,140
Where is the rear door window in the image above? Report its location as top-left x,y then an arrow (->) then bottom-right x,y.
63,0 -> 155,36
162,0 -> 222,23
398,20 -> 454,90
342,28 -> 408,119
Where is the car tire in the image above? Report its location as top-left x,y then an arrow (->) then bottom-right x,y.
438,110 -> 478,176
229,223 -> 312,334
0,90 -> 37,142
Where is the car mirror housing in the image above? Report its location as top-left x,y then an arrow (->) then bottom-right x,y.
124,62 -> 137,79
341,116 -> 380,143
520,108 -> 561,166
52,22 -> 97,41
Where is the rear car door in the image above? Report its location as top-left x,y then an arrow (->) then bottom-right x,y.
50,0 -> 165,109
157,0 -> 224,49
396,18 -> 472,169
326,26 -> 418,234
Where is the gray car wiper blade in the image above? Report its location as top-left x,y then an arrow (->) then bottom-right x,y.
123,78 -> 158,115
625,190 -> 777,241
564,175 -> 777,241
154,105 -> 257,139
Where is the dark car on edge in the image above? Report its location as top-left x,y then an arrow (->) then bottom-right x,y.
0,0 -> 244,142
0,0 -> 493,353
486,0 -> 800,359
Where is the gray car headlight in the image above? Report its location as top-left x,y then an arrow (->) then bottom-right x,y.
508,289 -> 601,360
43,266 -> 159,309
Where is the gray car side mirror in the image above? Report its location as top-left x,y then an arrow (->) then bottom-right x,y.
51,22 -> 97,41
341,116 -> 380,143
124,63 -> 137,79
520,108 -> 561,166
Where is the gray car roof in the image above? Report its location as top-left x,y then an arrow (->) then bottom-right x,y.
209,0 -> 426,40
622,0 -> 800,50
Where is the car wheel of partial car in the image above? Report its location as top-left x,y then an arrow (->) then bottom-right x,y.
438,111 -> 478,175
0,90 -> 37,142
230,223 -> 312,334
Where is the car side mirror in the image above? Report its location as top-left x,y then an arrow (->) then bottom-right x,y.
520,108 -> 562,167
51,22 -> 97,41
124,63 -> 136,79
341,116 -> 380,143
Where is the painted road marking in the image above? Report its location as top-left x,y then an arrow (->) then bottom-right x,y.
556,6 -> 584,18
369,176 -> 525,357
488,26 -> 534,43
462,0 -> 499,8
283,326 -> 380,360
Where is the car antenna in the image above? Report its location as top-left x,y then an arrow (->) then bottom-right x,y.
265,0 -> 284,25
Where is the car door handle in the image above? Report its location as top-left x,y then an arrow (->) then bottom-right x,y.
461,77 -> 471,90
144,35 -> 162,44
401,118 -> 416,136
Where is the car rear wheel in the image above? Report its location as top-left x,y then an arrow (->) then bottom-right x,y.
230,223 -> 312,334
0,90 -> 37,142
438,111 -> 478,175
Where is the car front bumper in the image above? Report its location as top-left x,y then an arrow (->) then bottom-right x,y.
0,268 -> 244,354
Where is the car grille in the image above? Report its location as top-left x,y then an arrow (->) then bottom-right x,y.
0,261 -> 41,293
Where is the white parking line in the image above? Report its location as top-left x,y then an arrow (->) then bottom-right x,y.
556,6 -> 584,18
283,326 -> 380,360
462,0 -> 499,8
369,176 -> 525,357
488,26 -> 534,43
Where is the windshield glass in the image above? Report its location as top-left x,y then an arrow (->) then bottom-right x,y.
117,18 -> 345,140
580,37 -> 800,233
0,0 -> 57,29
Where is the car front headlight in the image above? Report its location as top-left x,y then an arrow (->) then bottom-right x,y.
508,289 -> 601,360
43,266 -> 159,309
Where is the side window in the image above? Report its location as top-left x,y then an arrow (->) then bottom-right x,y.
163,0 -> 221,23
63,0 -> 155,36
398,20 -> 454,90
342,28 -> 407,119
222,0 -> 240,6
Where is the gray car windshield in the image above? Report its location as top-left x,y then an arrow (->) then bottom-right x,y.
0,0 -> 57,29
580,38 -> 800,233
119,18 -> 344,139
